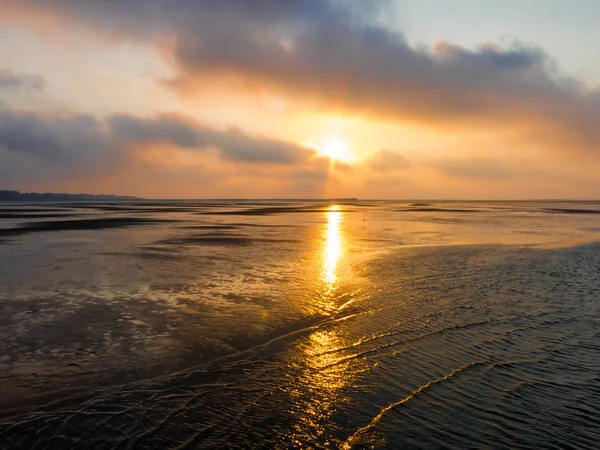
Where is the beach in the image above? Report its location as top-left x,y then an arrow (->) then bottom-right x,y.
1,201 -> 599,448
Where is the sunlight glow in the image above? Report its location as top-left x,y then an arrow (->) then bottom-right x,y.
305,137 -> 352,162
322,205 -> 343,290
320,137 -> 348,161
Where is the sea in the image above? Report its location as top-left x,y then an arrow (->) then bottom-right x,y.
0,200 -> 599,449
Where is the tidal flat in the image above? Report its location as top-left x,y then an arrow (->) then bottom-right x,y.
0,200 -> 599,448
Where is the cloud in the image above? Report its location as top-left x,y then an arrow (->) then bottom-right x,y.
0,110 -> 108,161
0,106 -> 321,193
0,108 -> 315,166
0,70 -> 45,90
365,149 -> 410,173
6,0 -> 600,155
0,0 -> 343,41
0,110 -> 117,189
108,113 -> 312,164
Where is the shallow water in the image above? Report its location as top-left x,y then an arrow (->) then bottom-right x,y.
0,201 -> 599,448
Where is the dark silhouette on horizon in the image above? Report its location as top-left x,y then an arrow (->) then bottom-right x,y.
0,190 -> 140,202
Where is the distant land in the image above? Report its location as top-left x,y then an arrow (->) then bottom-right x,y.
0,190 -> 141,202
0,190 -> 360,202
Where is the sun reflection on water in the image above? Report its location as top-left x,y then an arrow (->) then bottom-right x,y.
322,205 -> 343,293
285,205 -> 358,446
287,328 -> 352,446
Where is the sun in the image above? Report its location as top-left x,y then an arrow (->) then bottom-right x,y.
305,136 -> 352,162
320,137 -> 348,160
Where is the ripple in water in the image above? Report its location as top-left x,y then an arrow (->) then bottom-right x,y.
0,202 -> 599,448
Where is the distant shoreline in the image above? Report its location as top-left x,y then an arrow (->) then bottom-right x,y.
0,190 -> 140,202
0,190 -> 360,202
3,190 -> 600,202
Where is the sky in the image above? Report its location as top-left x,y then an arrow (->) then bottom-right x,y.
1,0 -> 600,199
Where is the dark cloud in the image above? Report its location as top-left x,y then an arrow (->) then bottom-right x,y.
0,70 -> 45,90
166,14 -> 571,124
5,0 -> 342,39
0,108 -> 315,185
108,114 -> 210,148
366,149 -> 410,173
0,111 -> 108,161
166,2 -> 600,153
0,111 -> 115,187
109,114 -> 311,164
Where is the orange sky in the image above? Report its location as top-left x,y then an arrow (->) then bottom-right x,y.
1,0 -> 600,199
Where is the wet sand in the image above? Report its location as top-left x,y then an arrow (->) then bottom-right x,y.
0,201 -> 599,448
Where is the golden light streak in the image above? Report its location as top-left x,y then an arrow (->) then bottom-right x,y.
283,203 -> 368,446
322,205 -> 343,290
